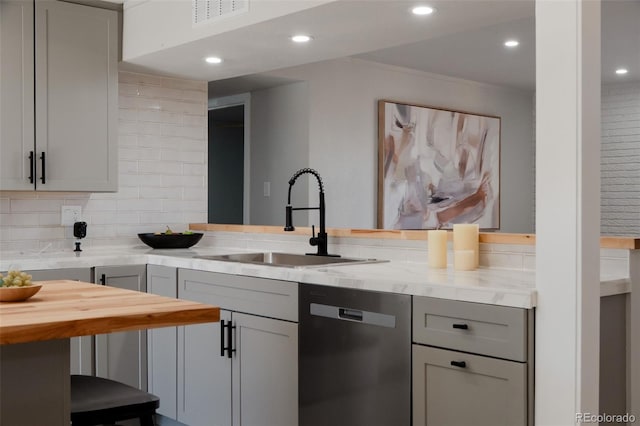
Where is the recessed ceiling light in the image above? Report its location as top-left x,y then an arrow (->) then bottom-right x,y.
616,68 -> 629,75
291,35 -> 312,43
504,40 -> 519,48
412,5 -> 435,15
205,56 -> 223,64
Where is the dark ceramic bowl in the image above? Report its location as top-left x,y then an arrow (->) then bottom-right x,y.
137,233 -> 204,249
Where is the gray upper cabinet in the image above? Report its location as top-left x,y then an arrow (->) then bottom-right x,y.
0,0 -> 118,192
0,0 -> 35,191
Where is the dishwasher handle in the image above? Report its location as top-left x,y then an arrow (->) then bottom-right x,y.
310,303 -> 396,328
339,308 -> 363,321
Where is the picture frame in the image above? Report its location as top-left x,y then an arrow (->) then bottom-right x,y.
377,100 -> 501,230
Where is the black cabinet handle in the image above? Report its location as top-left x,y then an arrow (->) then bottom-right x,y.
39,152 -> 46,184
226,321 -> 236,359
220,320 -> 226,357
100,274 -> 106,285
450,360 -> 467,368
220,320 -> 237,358
452,323 -> 469,330
28,151 -> 34,183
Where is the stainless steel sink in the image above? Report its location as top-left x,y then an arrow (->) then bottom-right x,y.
194,252 -> 385,268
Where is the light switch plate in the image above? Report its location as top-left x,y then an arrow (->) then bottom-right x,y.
263,181 -> 271,197
61,206 -> 82,226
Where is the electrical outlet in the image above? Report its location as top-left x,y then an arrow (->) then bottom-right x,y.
61,206 -> 82,226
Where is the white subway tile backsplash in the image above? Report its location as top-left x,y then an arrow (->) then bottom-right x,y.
161,111 -> 183,124
139,187 -> 183,200
161,175 -> 205,188
183,187 -> 207,200
0,198 -> 9,213
139,161 -> 182,175
1,213 -> 39,226
119,72 -> 163,86
119,108 -> 138,121
11,199 -> 63,213
183,114 -> 206,126
183,164 -> 205,176
162,199 -> 205,213
137,122 -> 162,136
138,109 -> 163,123
133,97 -> 162,111
137,135 -> 162,149
162,78 -> 205,91
10,226 -> 64,240
39,213 -> 61,226
160,99 -> 205,115
84,199 -> 118,212
116,199 -> 163,212
118,121 -> 138,135
182,90 -> 206,102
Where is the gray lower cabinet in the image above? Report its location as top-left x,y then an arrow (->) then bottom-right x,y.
176,268 -> 298,426
0,0 -> 118,191
94,265 -> 147,390
412,296 -> 534,426
412,345 -> 527,426
25,267 -> 93,375
146,265 -> 179,421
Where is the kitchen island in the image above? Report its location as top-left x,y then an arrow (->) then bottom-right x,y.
0,280 -> 220,426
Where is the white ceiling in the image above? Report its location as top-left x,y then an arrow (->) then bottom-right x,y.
121,0 -> 640,93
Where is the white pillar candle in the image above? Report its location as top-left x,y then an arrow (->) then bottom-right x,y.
453,224 -> 479,268
454,250 -> 476,271
427,230 -> 448,269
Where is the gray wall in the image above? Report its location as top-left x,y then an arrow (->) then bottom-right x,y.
250,82 -> 310,226
267,58 -> 535,232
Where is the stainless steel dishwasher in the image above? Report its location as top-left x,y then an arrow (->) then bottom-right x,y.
299,283 -> 411,426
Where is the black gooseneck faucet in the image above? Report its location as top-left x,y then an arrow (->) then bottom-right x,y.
284,168 -> 338,257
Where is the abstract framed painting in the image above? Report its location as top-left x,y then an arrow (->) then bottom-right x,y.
377,100 -> 501,230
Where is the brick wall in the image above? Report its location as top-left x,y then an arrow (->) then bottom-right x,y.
0,71 -> 208,254
601,81 -> 640,235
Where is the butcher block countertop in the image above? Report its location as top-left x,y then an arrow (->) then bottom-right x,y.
0,280 -> 220,345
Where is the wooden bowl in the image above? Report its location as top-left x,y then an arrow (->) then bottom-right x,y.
0,284 -> 42,302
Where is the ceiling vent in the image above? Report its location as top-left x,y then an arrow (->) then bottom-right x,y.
192,0 -> 249,25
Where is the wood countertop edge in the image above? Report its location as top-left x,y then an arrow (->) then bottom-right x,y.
190,224 -> 639,249
0,281 -> 220,345
0,307 -> 219,345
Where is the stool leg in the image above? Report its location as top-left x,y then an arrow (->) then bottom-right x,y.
140,414 -> 155,426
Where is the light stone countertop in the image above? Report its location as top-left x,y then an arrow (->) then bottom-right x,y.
0,246 -> 631,309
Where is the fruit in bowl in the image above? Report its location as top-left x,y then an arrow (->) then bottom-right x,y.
0,270 -> 42,302
1,270 -> 34,287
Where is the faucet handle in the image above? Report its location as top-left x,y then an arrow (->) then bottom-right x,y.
309,225 -> 319,247
284,205 -> 295,231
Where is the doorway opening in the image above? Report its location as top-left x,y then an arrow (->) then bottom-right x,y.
208,99 -> 249,224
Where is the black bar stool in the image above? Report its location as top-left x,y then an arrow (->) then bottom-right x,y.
70,375 -> 159,426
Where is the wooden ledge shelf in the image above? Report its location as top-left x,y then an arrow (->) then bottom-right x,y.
190,224 -> 639,250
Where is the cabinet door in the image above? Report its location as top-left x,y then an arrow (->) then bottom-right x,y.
26,268 -> 93,375
94,265 -> 147,390
232,312 -> 298,426
147,265 -> 178,420
177,309 -> 232,426
412,345 -> 527,426
0,0 -> 35,190
34,0 -> 117,191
